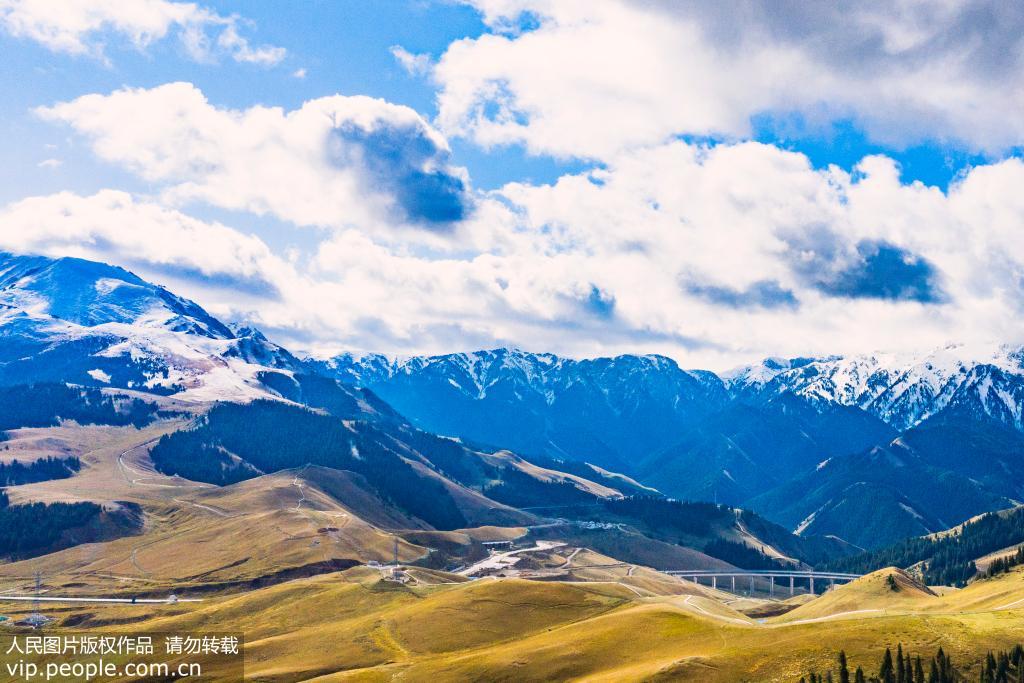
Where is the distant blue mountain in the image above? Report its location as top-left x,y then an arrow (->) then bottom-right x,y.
320,345 -> 1024,546
2,250 -> 1023,549
312,348 -> 729,471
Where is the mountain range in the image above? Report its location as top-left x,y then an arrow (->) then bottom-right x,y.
3,250 -> 1023,549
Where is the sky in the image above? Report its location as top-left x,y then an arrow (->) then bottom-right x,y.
1,0 -> 1023,369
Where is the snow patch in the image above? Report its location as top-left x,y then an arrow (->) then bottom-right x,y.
86,368 -> 111,383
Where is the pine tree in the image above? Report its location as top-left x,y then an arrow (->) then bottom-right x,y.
881,648 -> 896,683
898,644 -> 906,683
839,651 -> 850,683
855,667 -> 866,683
915,656 -> 925,683
928,658 -> 939,683
998,651 -> 1010,683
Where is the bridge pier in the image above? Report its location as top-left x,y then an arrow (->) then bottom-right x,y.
749,576 -> 754,595
731,576 -> 735,592
769,575 -> 774,598
810,576 -> 815,594
712,576 -> 717,590
790,576 -> 794,596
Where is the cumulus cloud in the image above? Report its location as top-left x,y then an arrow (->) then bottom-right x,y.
37,83 -> 471,231
0,0 -> 285,65
481,142 -> 1024,364
432,0 -> 1024,159
0,190 -> 290,299
5,142 -> 1024,368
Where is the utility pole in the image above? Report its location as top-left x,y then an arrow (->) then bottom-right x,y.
33,572 -> 40,617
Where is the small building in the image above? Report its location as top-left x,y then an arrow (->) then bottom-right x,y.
384,567 -> 411,583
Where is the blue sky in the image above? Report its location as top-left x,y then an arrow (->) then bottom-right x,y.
1,0 -> 1023,367
0,0 -> 581,201
2,0 -> 995,200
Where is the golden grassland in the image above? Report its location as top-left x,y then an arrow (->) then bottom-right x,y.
0,565 -> 1021,682
2,425 -> 1024,681
0,427 -> 428,595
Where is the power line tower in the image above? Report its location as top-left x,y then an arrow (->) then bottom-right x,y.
25,572 -> 49,628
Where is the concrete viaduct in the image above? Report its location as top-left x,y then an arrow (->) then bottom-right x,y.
665,569 -> 862,597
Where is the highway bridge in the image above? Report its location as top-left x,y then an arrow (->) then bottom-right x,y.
665,569 -> 863,597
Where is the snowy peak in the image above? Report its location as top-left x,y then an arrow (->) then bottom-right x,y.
326,347 -> 723,404
0,252 -> 299,402
316,346 -> 731,471
0,252 -> 232,339
729,342 -> 1024,430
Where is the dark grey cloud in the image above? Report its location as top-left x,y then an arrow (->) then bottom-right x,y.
784,228 -> 946,303
822,240 -> 945,303
634,1 -> 1024,83
329,120 -> 471,228
685,279 -> 798,309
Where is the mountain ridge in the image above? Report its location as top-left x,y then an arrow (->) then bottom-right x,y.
3,250 -> 1022,551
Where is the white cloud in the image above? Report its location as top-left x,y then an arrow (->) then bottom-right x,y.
36,158 -> 61,168
433,0 -> 1024,159
37,82 -> 472,231
390,45 -> 432,76
0,0 -> 285,65
0,190 -> 288,294
292,67 -> 307,79
5,141 -> 1024,370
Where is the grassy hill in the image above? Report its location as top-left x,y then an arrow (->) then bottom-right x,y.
7,566 -> 1024,682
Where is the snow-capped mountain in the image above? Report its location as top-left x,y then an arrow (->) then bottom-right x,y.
0,252 -> 232,338
3,250 -> 1022,546
318,348 -> 729,469
726,343 -> 1024,431
0,252 -> 297,401
325,347 -> 722,403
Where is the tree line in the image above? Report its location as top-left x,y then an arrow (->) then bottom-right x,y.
600,496 -> 731,537
0,489 -> 103,560
986,546 -> 1024,579
803,643 -> 1024,683
703,538 -> 789,570
0,383 -> 159,438
0,456 -> 80,485
820,507 -> 1024,586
